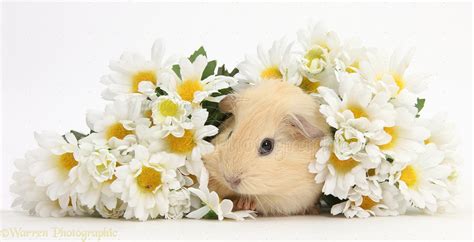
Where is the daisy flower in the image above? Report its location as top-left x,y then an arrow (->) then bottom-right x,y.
333,118 -> 388,166
318,74 -> 396,129
419,112 -> 458,151
166,189 -> 191,219
27,131 -> 81,209
11,157 -> 74,217
150,108 -> 218,176
86,97 -> 150,148
337,39 -> 371,75
378,107 -> 430,163
309,136 -> 368,199
237,38 -> 301,88
72,142 -> 119,211
331,183 -> 407,218
110,145 -> 184,221
101,39 -> 175,100
435,151 -> 460,213
95,199 -> 127,219
358,49 -> 428,111
161,55 -> 237,104
187,168 -> 256,221
295,22 -> 342,90
150,95 -> 193,137
393,144 -> 452,213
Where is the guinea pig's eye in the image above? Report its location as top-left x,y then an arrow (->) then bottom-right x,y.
258,138 -> 274,156
227,130 -> 233,140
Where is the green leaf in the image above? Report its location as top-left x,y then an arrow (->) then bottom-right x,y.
201,60 -> 217,80
68,130 -> 87,141
415,98 -> 425,118
172,64 -> 181,79
155,86 -> 168,97
386,155 -> 394,163
202,209 -> 218,220
320,194 -> 345,208
202,100 -> 232,132
189,46 -> 207,63
217,64 -> 239,77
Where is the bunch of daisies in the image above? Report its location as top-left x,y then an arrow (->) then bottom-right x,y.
11,22 -> 459,220
10,41 -> 255,221
237,22 -> 459,218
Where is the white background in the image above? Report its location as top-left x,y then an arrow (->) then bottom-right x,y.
1,2 -> 472,240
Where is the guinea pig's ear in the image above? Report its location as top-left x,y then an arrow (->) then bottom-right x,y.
219,94 -> 237,113
286,114 -> 325,139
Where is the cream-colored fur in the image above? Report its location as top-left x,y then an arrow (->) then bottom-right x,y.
203,80 -> 329,216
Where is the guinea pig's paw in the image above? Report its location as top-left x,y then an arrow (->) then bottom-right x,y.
233,197 -> 256,211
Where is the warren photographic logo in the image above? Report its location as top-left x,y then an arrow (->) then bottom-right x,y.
1,226 -> 118,241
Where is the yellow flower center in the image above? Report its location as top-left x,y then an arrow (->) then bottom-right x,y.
159,99 -> 179,117
305,48 -> 325,68
400,165 -> 418,188
299,77 -> 320,93
391,73 -> 405,94
329,154 -> 359,173
424,138 -> 431,145
346,104 -> 367,119
360,196 -> 377,210
131,70 -> 157,93
105,122 -> 133,140
105,175 -> 117,184
57,153 -> 78,174
137,166 -> 162,192
379,127 -> 398,150
448,170 -> 458,181
260,66 -> 283,80
166,129 -> 196,154
177,80 -> 203,102
375,73 -> 384,81
345,61 -> 360,73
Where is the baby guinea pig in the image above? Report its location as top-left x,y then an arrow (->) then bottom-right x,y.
203,80 -> 330,216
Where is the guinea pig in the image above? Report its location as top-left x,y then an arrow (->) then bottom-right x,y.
203,80 -> 330,216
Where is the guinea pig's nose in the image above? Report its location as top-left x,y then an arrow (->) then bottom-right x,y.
224,176 -> 241,189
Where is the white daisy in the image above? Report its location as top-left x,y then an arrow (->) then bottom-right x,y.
331,183 -> 407,218
11,157 -> 72,217
378,107 -> 430,163
318,75 -> 396,129
187,168 -> 256,221
309,136 -> 368,199
161,55 -> 237,104
435,151 -> 459,213
337,39 -> 371,75
95,199 -> 127,219
150,108 -> 217,176
27,131 -> 81,209
101,39 -> 175,100
333,118 -> 388,166
237,38 -> 301,88
110,145 -> 185,221
11,154 -> 95,218
393,144 -> 452,213
419,112 -> 458,151
86,97 -> 150,148
72,142 -> 119,211
358,49 -> 428,111
296,22 -> 342,90
150,95 -> 193,137
166,189 -> 191,219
